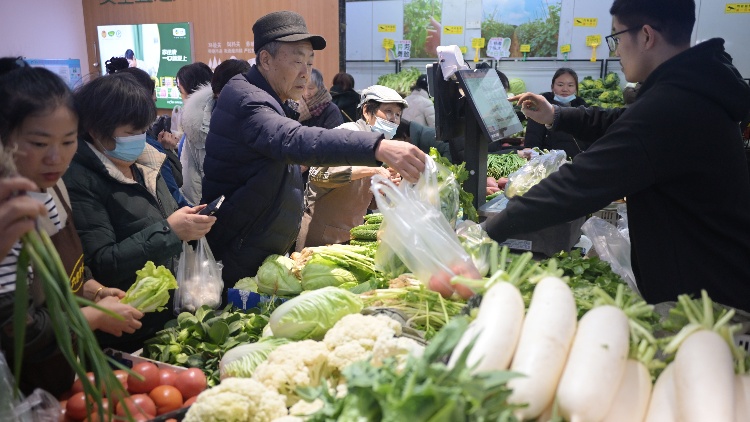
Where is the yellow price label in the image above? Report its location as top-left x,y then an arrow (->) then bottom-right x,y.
574,17 -> 598,27
519,44 -> 531,53
382,38 -> 395,49
471,38 -> 486,48
560,44 -> 571,53
586,35 -> 602,47
377,24 -> 397,32
443,26 -> 464,35
725,3 -> 750,13
459,46 -> 468,54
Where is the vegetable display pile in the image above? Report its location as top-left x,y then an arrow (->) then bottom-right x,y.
579,73 -> 624,108
142,305 -> 271,386
487,152 -> 527,179
376,67 -> 422,97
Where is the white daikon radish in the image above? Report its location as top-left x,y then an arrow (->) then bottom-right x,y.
449,281 -> 524,372
603,359 -> 652,422
736,373 -> 750,422
643,363 -> 676,422
508,276 -> 577,420
536,401 -> 555,422
556,305 -> 630,422
673,329 -> 735,422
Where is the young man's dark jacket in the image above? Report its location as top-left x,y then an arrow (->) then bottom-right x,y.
202,66 -> 384,284
483,39 -> 750,312
524,92 -> 589,158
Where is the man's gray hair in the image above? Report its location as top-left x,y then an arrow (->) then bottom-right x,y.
257,40 -> 283,57
309,68 -> 326,91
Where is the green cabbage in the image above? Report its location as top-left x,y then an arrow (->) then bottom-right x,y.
508,78 -> 526,95
121,261 -> 178,313
603,72 -> 621,89
269,287 -> 363,340
219,338 -> 289,379
234,276 -> 259,292
300,256 -> 359,291
256,255 -> 302,296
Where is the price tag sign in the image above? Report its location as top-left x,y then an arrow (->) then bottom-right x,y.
574,17 -> 598,27
725,3 -> 750,13
471,38 -> 486,49
585,35 -> 602,47
382,38 -> 395,49
560,44 -> 571,53
444,26 -> 464,35
459,46 -> 468,54
378,24 -> 397,32
519,44 -> 531,53
395,40 -> 411,61
486,37 -> 503,58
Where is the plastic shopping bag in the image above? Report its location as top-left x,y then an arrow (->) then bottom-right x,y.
504,149 -> 567,198
371,157 -> 474,285
0,353 -> 60,422
174,238 -> 223,314
581,216 -> 639,296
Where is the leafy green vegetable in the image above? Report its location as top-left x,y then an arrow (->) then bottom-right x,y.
233,276 -> 258,292
376,67 -> 422,97
142,305 -> 271,386
487,152 -> 527,179
121,261 -> 178,313
256,254 -> 302,296
429,148 -> 478,222
269,287 -> 363,341
219,337 -> 289,379
301,256 -> 359,290
403,0 -> 442,58
508,78 -> 527,95
300,317 -> 521,422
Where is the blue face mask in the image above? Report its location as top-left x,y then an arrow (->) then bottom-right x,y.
104,133 -> 147,162
554,94 -> 577,104
371,116 -> 398,140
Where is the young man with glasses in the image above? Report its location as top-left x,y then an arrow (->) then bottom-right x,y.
439,0 -> 750,313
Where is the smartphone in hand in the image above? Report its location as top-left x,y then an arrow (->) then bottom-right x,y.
199,195 -> 225,216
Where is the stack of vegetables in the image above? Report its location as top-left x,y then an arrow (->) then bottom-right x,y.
349,213 -> 383,245
579,72 -> 624,108
375,67 -> 422,97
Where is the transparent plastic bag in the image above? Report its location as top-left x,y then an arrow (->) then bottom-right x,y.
504,149 -> 567,198
455,220 -> 495,277
0,353 -> 60,422
581,216 -> 639,296
174,238 -> 223,314
371,157 -> 474,285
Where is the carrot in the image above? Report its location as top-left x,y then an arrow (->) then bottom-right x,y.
556,305 -> 630,422
507,276 -> 577,420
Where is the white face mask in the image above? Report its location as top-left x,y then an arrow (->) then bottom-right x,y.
371,116 -> 398,140
554,94 -> 577,104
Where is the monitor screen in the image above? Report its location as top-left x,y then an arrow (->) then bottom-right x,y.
97,22 -> 193,109
456,68 -> 523,142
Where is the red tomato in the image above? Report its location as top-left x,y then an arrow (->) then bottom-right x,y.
127,362 -> 160,394
83,399 -> 112,422
158,368 -> 178,386
112,369 -> 129,391
149,385 -> 183,415
65,392 -> 90,420
70,372 -> 97,394
182,395 -> 197,408
58,400 -> 67,422
174,368 -> 207,400
115,394 -> 156,419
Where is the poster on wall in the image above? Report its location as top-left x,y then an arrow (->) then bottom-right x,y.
362,0 -> 562,59
97,22 -> 193,109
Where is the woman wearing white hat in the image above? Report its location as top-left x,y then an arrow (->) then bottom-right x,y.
296,85 -> 408,250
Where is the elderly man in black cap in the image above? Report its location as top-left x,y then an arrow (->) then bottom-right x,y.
202,11 -> 427,285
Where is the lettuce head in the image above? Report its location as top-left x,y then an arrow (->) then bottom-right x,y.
121,261 -> 178,313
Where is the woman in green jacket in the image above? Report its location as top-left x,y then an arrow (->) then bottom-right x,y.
63,73 -> 216,352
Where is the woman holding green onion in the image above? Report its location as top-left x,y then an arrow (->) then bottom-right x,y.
0,57 -> 144,396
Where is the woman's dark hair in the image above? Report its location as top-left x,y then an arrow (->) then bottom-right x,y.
211,59 -> 251,97
0,57 -> 76,143
411,74 -> 429,92
551,68 -> 579,91
105,57 -> 129,75
610,0 -> 695,46
496,70 -> 510,91
125,49 -> 135,60
176,62 -> 213,96
118,67 -> 155,95
395,118 -> 411,139
332,72 -> 355,91
75,73 -> 156,142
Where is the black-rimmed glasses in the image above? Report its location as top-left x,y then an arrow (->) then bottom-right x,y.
605,25 -> 660,52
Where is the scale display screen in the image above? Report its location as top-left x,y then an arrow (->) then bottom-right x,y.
456,68 -> 523,142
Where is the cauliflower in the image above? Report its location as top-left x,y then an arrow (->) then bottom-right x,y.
371,336 -> 425,368
289,398 -> 324,416
252,339 -> 332,406
323,313 -> 402,372
183,377 -> 288,422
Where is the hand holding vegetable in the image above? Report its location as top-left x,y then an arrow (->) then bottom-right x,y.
508,92 -> 555,125
428,263 -> 480,299
374,139 -> 426,183
167,205 -> 216,241
0,176 -> 47,257
82,295 -> 144,336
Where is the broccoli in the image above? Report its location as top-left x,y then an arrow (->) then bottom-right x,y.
603,72 -> 621,89
593,79 -> 604,89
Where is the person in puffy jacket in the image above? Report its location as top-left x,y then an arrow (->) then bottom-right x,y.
201,11 -> 426,284
330,72 -> 360,123
402,74 -> 435,128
